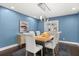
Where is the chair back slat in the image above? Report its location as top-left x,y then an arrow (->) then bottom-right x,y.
24,33 -> 36,49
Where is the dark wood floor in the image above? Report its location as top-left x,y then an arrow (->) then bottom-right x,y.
59,42 -> 79,56
0,42 -> 79,56
0,44 -> 25,56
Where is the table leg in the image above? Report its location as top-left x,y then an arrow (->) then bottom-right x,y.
41,42 -> 46,56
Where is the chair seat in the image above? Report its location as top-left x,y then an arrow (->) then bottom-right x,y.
45,41 -> 56,49
26,44 -> 43,53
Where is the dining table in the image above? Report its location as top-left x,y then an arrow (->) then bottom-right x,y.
34,35 -> 54,56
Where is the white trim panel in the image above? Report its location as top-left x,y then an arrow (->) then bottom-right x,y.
59,40 -> 79,46
0,44 -> 19,51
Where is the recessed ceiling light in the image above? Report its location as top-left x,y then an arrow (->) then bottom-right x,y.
72,8 -> 76,10
11,6 -> 15,9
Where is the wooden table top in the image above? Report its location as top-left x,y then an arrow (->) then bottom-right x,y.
34,35 -> 54,42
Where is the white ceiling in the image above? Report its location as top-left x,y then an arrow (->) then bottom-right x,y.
0,3 -> 79,19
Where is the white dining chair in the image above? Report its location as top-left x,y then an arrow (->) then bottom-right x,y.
45,38 -> 57,56
36,31 -> 41,36
24,33 -> 43,56
54,33 -> 59,45
29,31 -> 35,36
45,32 -> 60,56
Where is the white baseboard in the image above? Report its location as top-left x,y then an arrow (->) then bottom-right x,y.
59,40 -> 79,46
0,44 -> 19,51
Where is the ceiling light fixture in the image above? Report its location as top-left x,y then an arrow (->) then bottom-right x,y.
38,3 -> 51,21
40,16 -> 43,21
37,3 -> 51,11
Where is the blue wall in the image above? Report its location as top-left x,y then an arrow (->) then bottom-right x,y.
0,6 -> 38,48
37,21 -> 44,33
49,14 -> 79,43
